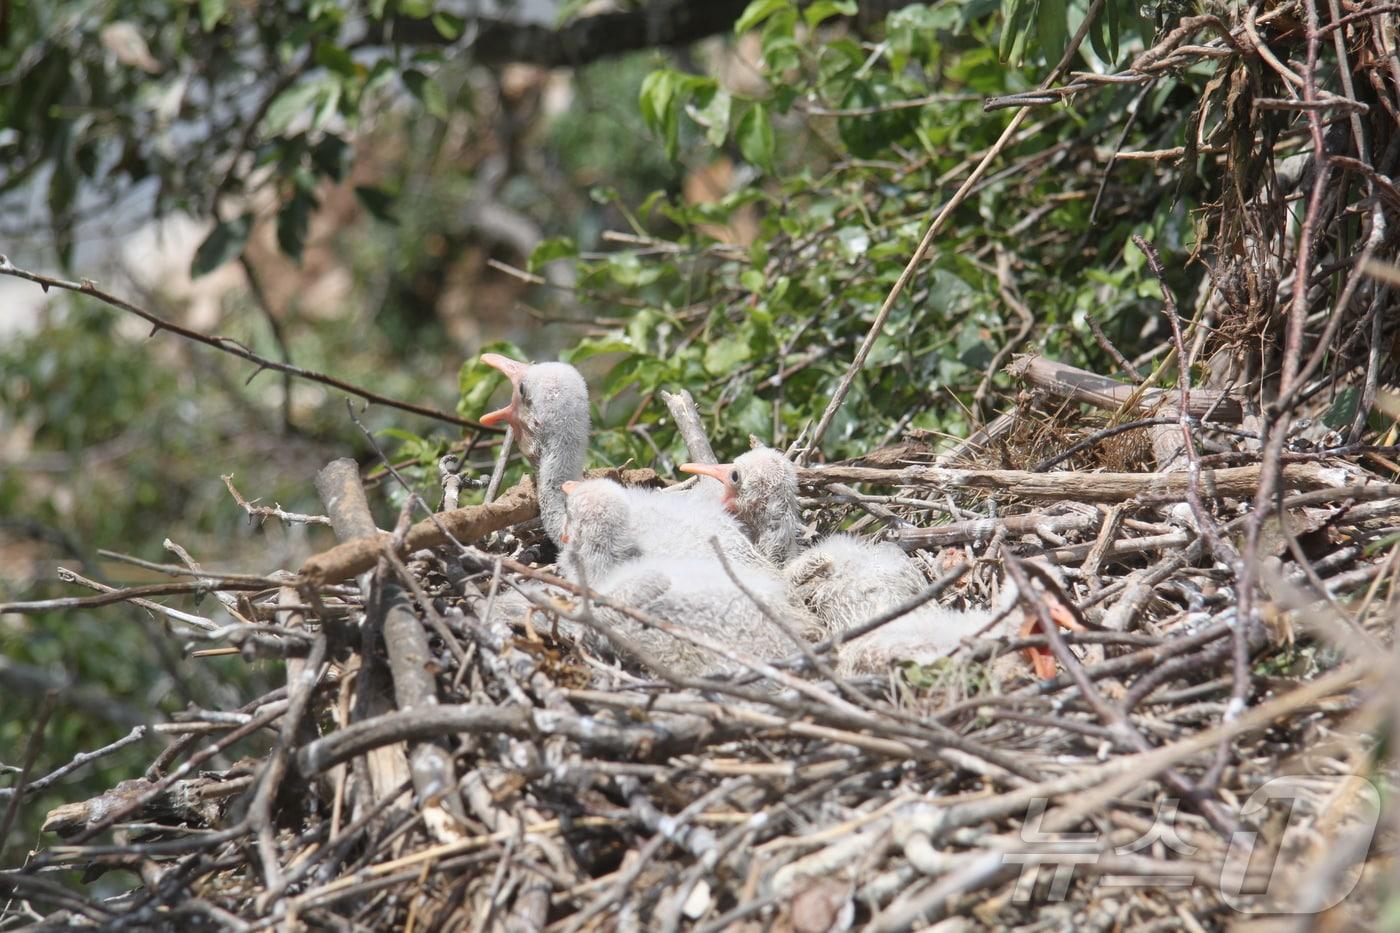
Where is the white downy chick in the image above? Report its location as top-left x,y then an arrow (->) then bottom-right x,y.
685,444 -> 1013,670
594,558 -> 798,678
557,478 -> 641,583
479,354 -> 590,548
620,485 -> 764,567
479,355 -> 762,568
783,533 -> 928,639
834,587 -> 1018,676
684,446 -> 925,634
682,447 -> 802,565
559,479 -> 810,678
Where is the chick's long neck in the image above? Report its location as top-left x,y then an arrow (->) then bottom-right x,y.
533,430 -> 588,548
743,489 -> 802,565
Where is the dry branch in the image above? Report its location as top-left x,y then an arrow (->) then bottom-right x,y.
801,461 -> 1353,500
1007,354 -> 1245,422
301,475 -> 539,585
313,460 -> 414,829
660,387 -> 719,466
897,505 -> 1100,549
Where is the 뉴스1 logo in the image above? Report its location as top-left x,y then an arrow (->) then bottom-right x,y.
1002,774 -> 1380,914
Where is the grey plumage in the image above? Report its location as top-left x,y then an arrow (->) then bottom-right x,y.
480,355 -> 590,548
783,533 -> 926,638
722,448 -> 805,565
560,478 -> 812,678
710,445 -> 1016,673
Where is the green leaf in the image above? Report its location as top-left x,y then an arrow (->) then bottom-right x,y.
199,0 -> 227,31
737,103 -> 775,172
605,252 -> 663,287
1086,0 -> 1118,64
432,12 -> 465,39
561,336 -> 632,365
834,226 -> 870,261
735,0 -> 789,35
999,0 -> 1037,64
1322,386 -> 1361,430
836,78 -> 919,158
638,69 -> 674,136
601,354 -> 663,397
1105,0 -> 1122,61
1037,0 -> 1070,68
528,236 -> 577,272
311,134 -> 350,180
277,189 -> 316,260
689,87 -> 732,148
803,0 -> 856,29
354,185 -> 398,223
312,81 -> 343,132
459,340 -> 526,416
404,69 -> 447,119
397,0 -> 433,18
191,214 -> 252,277
262,81 -> 322,136
731,394 -> 772,439
761,29 -> 801,74
314,40 -> 356,77
378,427 -> 426,444
638,69 -> 687,159
704,334 -> 751,375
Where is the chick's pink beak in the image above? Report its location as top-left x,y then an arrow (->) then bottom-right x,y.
479,353 -> 529,429
679,462 -> 738,511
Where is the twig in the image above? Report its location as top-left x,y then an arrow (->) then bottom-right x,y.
223,474 -> 332,526
0,255 -> 489,431
0,726 -> 148,803
0,578 -> 275,615
804,0 -> 1105,462
0,692 -> 57,850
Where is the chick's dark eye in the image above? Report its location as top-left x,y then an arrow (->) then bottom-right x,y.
729,470 -> 740,485
518,384 -> 531,405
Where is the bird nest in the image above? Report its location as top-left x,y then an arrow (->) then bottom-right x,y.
4,375 -> 1398,932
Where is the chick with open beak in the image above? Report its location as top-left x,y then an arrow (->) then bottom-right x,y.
477,353 -> 590,548
479,353 -> 536,457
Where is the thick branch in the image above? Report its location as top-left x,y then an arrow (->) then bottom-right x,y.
659,388 -> 719,466
1007,354 -> 1244,423
389,0 -> 750,67
302,475 -> 538,585
897,507 -> 1101,550
296,703 -> 731,776
799,462 -> 1356,501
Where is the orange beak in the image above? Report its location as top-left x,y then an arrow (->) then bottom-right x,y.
1019,598 -> 1087,680
679,462 -> 737,511
479,353 -> 530,430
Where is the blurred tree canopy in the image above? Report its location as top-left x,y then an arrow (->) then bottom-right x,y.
7,0 -> 1390,864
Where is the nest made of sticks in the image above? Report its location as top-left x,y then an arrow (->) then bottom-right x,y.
4,354 -> 1397,932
